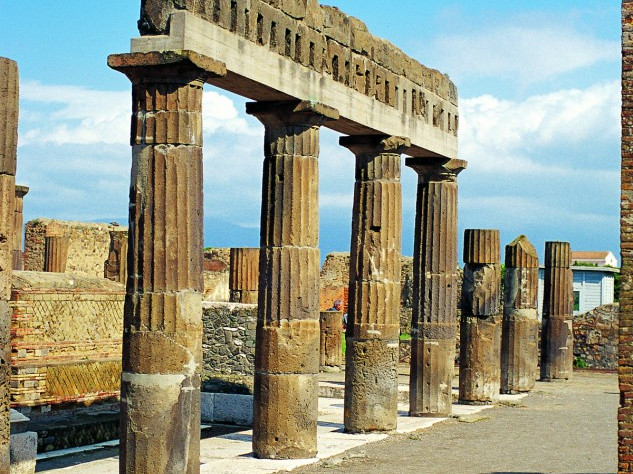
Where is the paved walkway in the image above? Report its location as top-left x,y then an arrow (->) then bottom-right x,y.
35,370 -> 617,474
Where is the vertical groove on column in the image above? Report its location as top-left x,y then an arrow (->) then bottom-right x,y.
341,136 -> 407,433
541,241 -> 573,381
247,100 -> 337,460
459,228 -> 502,404
501,235 -> 539,394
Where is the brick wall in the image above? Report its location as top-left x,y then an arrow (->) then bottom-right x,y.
23,219 -> 127,279
10,271 -> 124,409
621,2 -> 633,470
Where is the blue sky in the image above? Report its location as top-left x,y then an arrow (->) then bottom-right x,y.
1,1 -> 621,264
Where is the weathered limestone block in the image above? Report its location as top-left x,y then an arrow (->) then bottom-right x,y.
229,247 -> 259,304
341,135 -> 407,433
12,185 -> 28,271
406,157 -> 466,417
540,241 -> 574,381
320,310 -> 343,369
0,56 -> 17,473
501,235 -> 539,394
247,100 -> 337,459
110,51 -> 225,474
459,229 -> 501,405
44,236 -> 69,273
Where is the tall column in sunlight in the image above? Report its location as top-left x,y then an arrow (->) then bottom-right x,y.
340,135 -> 408,433
108,51 -> 225,473
0,56 -> 18,473
540,241 -> 574,381
247,100 -> 338,459
406,157 -> 466,417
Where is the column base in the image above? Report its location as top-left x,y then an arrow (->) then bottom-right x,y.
409,337 -> 454,417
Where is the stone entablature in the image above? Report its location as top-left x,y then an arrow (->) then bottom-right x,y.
9,271 -> 124,409
23,219 -> 127,279
132,1 -> 458,158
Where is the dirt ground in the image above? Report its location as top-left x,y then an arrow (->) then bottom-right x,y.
290,370 -> 618,474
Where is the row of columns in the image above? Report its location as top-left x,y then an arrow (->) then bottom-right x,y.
109,52 -> 574,471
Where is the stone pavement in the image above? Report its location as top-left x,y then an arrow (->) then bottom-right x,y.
35,370 -> 616,473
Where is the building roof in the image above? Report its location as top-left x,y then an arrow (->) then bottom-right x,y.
572,251 -> 612,260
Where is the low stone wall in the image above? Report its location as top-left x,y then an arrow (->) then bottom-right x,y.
573,303 -> 618,370
10,271 -> 124,410
202,302 -> 257,378
23,219 -> 127,279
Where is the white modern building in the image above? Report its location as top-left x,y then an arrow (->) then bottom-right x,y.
537,265 -> 619,317
572,251 -> 618,268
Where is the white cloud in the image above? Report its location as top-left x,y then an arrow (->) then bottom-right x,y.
428,23 -> 618,85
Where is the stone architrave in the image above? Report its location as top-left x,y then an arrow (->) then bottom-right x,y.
44,236 -> 69,273
340,134 -> 408,433
12,185 -> 28,270
406,157 -> 466,417
500,235 -> 539,394
459,229 -> 502,404
540,241 -> 574,381
319,310 -> 343,370
108,50 -> 226,473
246,100 -> 338,459
0,56 -> 18,473
229,247 -> 259,304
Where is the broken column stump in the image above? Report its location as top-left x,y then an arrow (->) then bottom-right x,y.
247,100 -> 338,459
109,51 -> 226,473
320,310 -> 343,370
12,185 -> 28,271
0,56 -> 18,474
501,235 -> 539,394
341,135 -> 408,433
229,247 -> 259,304
44,235 -> 69,273
540,241 -> 574,381
406,157 -> 466,417
459,229 -> 502,404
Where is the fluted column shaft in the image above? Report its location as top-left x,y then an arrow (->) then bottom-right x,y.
540,241 -> 574,380
109,51 -> 226,474
247,100 -> 338,459
229,247 -> 259,304
0,56 -> 18,472
12,185 -> 28,270
501,235 -> 539,393
320,310 -> 343,369
340,135 -> 408,433
459,229 -> 502,404
406,158 -> 466,417
44,235 -> 69,273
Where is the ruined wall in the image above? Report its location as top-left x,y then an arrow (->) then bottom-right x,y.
574,304 -> 618,370
203,248 -> 230,301
138,0 -> 458,137
10,271 -> 124,409
201,302 -> 257,377
23,219 -> 127,279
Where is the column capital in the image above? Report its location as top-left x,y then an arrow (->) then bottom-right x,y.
14,185 -> 28,199
339,135 -> 410,156
405,157 -> 467,182
108,50 -> 226,84
246,100 -> 339,128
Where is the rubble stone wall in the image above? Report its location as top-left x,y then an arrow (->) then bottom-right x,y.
23,219 -> 127,279
139,0 -> 458,137
9,271 -> 124,409
573,303 -> 618,370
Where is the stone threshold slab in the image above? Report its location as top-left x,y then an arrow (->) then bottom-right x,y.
36,394 -> 525,473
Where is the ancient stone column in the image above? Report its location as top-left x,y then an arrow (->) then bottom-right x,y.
459,229 -> 502,404
109,51 -> 226,473
0,56 -> 18,473
340,135 -> 409,433
12,185 -> 28,270
229,247 -> 259,304
104,229 -> 128,283
320,310 -> 343,370
406,157 -> 466,417
44,235 -> 69,273
246,100 -> 338,459
540,241 -> 574,381
501,235 -> 539,394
